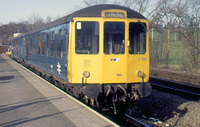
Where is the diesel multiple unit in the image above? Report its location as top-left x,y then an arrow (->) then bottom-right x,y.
11,4 -> 151,114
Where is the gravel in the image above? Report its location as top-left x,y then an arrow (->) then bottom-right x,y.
137,89 -> 200,127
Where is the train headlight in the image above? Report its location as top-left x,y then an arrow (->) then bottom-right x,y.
137,70 -> 144,77
83,71 -> 90,78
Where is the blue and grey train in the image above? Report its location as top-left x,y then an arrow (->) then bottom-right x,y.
11,4 -> 151,114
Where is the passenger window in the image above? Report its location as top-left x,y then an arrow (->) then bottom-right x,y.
50,31 -> 55,56
56,29 -> 63,57
59,29 -> 63,38
27,36 -> 31,57
129,22 -> 146,54
32,35 -> 37,54
41,34 -> 45,55
30,37 -> 32,55
75,21 -> 99,54
46,35 -> 49,56
38,34 -> 41,54
104,22 -> 125,54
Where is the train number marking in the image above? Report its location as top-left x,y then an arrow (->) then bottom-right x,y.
138,57 -> 147,61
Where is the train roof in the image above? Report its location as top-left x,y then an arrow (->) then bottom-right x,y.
67,4 -> 146,20
14,4 -> 146,39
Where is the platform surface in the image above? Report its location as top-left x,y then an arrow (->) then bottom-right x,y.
0,54 -> 119,127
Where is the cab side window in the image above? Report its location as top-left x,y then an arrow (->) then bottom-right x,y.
129,22 -> 146,54
75,21 -> 99,54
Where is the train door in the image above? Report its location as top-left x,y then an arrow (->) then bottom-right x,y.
46,35 -> 49,57
45,34 -> 50,72
25,36 -> 28,62
102,21 -> 127,83
22,36 -> 25,61
26,36 -> 31,63
49,30 -> 57,75
63,26 -> 69,81
30,35 -> 32,61
56,23 -> 69,82
70,21 -> 101,83
55,26 -> 69,81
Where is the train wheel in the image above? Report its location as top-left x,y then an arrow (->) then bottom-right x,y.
60,83 -> 65,90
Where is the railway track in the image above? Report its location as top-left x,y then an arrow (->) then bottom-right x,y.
150,68 -> 200,85
124,113 -> 151,127
149,77 -> 200,96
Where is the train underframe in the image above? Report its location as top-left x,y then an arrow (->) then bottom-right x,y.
14,58 -> 152,115
64,82 -> 152,115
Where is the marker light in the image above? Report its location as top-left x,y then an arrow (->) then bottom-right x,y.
137,70 -> 144,77
83,71 -> 90,78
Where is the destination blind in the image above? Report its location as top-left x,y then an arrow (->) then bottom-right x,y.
104,12 -> 125,18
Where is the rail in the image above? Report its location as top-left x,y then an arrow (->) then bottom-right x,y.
149,77 -> 200,96
124,113 -> 151,127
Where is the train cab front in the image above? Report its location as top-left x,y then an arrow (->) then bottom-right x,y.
68,9 -> 152,113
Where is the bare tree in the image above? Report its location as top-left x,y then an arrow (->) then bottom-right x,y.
28,13 -> 44,29
156,0 -> 189,68
178,0 -> 200,72
45,16 -> 52,23
82,0 -> 108,6
113,0 -> 168,26
113,0 -> 149,14
0,18 -> 44,47
147,0 -> 167,24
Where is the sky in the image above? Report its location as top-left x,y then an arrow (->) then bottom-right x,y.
0,0 -> 84,24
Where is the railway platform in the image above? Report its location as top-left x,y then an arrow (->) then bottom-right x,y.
0,54 -> 119,127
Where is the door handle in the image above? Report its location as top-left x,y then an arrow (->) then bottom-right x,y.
127,40 -> 130,47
